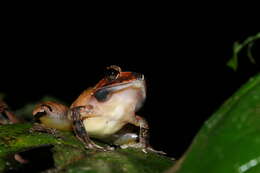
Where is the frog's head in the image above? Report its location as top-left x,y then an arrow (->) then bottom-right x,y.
93,65 -> 146,112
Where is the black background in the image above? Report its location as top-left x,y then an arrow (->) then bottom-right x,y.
1,11 -> 259,159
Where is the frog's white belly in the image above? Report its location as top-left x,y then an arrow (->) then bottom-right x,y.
83,106 -> 132,138
83,117 -> 125,138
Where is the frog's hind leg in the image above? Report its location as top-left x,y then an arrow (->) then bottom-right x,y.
129,115 -> 149,147
130,115 -> 166,155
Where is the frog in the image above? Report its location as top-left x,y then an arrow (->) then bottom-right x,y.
31,65 -> 164,154
0,100 -> 20,125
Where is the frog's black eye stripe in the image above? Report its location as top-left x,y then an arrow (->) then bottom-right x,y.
104,65 -> 121,81
94,89 -> 110,102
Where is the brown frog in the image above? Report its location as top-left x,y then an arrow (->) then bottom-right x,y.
32,65 -> 164,154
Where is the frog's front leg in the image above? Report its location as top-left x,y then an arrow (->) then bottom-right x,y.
130,115 -> 166,154
69,106 -> 108,151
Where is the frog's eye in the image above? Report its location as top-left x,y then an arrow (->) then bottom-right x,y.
104,65 -> 121,81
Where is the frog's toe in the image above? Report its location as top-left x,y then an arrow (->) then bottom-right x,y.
120,143 -> 166,155
85,142 -> 111,152
144,147 -> 167,155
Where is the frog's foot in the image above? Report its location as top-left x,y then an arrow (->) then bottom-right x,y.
120,143 -> 166,155
83,141 -> 114,152
29,123 -> 64,139
74,129 -> 115,152
142,146 -> 166,155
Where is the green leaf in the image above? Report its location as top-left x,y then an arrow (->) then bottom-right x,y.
168,74 -> 260,173
227,53 -> 238,71
0,123 -> 173,172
